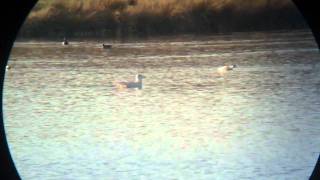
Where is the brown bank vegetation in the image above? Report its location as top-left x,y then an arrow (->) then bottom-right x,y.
20,0 -> 307,39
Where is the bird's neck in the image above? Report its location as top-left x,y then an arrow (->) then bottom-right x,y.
135,77 -> 142,82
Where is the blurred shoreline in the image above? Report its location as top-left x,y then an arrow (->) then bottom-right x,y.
16,29 -> 312,42
18,0 -> 308,40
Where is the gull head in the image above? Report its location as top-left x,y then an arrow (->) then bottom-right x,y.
135,74 -> 146,81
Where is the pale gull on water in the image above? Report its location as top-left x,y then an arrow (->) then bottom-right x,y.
114,74 -> 146,90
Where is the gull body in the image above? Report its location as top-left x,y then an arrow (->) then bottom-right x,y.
218,65 -> 237,71
6,65 -> 11,70
115,74 -> 146,90
217,65 -> 237,73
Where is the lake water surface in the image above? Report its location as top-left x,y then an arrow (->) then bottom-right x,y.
3,30 -> 320,179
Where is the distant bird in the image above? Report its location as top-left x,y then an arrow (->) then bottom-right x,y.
62,37 -> 69,45
114,74 -> 146,90
217,65 -> 237,75
217,65 -> 237,72
6,65 -> 11,70
102,44 -> 112,49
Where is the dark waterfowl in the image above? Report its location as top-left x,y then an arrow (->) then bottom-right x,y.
62,37 -> 69,45
102,44 -> 112,49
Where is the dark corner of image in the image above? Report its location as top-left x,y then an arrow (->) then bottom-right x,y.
0,1 -> 38,180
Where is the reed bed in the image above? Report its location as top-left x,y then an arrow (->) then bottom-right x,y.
20,0 -> 307,39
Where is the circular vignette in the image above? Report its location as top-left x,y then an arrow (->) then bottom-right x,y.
0,0 -> 319,179
285,2 -> 320,179
0,1 -> 38,179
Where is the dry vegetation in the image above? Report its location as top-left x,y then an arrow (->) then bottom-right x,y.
20,0 -> 307,39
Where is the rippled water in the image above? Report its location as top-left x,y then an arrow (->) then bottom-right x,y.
3,30 -> 320,179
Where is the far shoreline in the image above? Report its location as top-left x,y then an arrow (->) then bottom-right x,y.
14,28 -> 312,43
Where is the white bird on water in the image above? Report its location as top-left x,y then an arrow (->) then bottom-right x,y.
217,64 -> 237,74
114,74 -> 146,90
6,65 -> 11,70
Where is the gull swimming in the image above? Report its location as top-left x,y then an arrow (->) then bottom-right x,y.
114,74 -> 146,90
6,65 -> 11,70
217,65 -> 237,74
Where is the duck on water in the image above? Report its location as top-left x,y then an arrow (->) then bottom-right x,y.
114,74 -> 146,90
62,37 -> 69,45
102,44 -> 112,49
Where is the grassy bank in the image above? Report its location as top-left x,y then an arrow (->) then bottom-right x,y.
19,0 -> 308,39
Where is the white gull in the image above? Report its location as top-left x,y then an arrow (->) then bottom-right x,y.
114,74 -> 146,90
